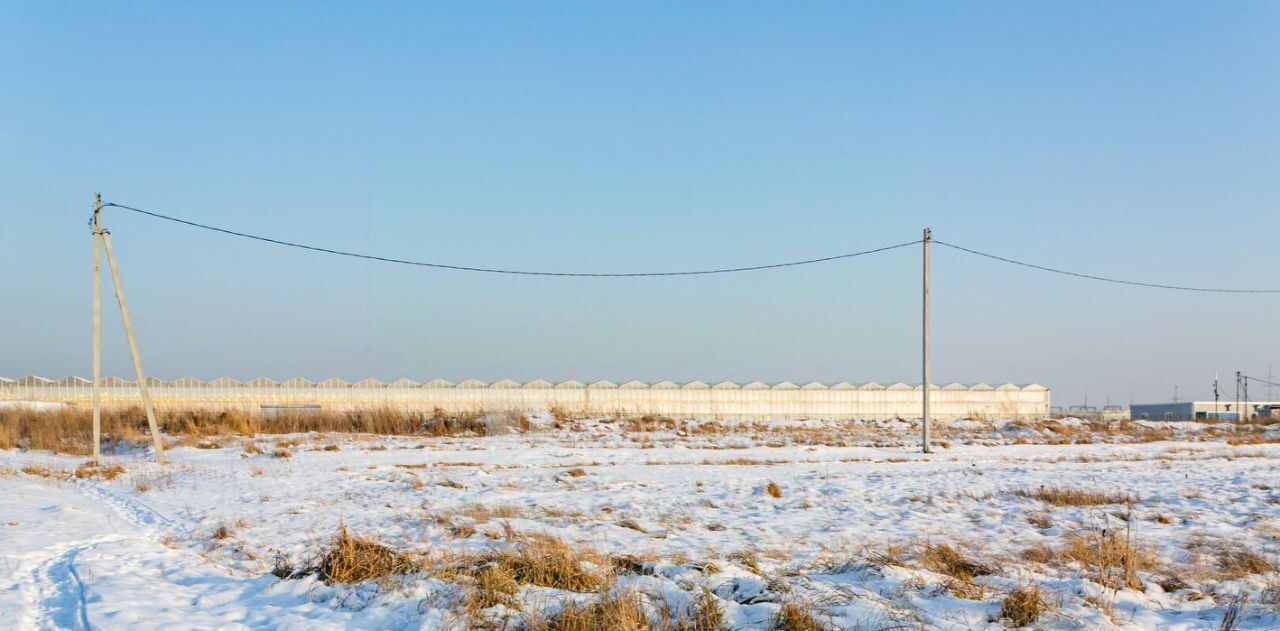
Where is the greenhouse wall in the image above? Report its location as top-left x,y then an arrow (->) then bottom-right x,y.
1,376 -> 1050,420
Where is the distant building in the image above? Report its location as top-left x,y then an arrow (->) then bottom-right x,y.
1130,400 -> 1280,422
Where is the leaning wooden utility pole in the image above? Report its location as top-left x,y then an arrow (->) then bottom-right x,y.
91,194 -> 103,460
921,227 -> 931,454
98,206 -> 167,463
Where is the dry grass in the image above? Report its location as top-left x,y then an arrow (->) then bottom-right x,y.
771,602 -> 830,631
464,565 -> 521,613
1020,545 -> 1054,564
0,406 -> 522,456
623,415 -> 677,432
441,534 -> 609,593
1215,546 -> 1275,578
727,550 -> 762,575
1059,526 -> 1155,590
73,462 -> 126,480
999,584 -> 1047,627
918,542 -> 996,581
1012,485 -> 1134,506
313,526 -> 417,584
1026,512 -> 1053,529
529,589 -> 649,631
670,588 -> 725,631
19,464 -> 67,480
765,481 -> 783,499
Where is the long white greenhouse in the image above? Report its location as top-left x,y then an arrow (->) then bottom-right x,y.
1,376 -> 1050,420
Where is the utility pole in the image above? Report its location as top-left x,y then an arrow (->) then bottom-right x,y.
921,227 -> 931,454
1236,371 -> 1242,423
91,194 -> 102,460
1172,386 -> 1179,403
1244,376 -> 1250,421
98,210 -> 166,463
1269,365 -> 1275,401
1213,373 -> 1219,420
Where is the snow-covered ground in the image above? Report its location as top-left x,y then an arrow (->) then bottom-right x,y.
3,417 -> 1279,629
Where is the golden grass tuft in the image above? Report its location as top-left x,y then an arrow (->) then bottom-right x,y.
441,535 -> 609,593
1020,545 -> 1054,564
529,589 -> 649,631
315,526 -> 417,584
919,542 -> 996,581
771,602 -> 830,631
1059,527 -> 1155,590
999,584 -> 1047,627
464,565 -> 521,613
20,464 -> 64,479
727,550 -> 762,575
74,462 -> 126,480
1217,547 -> 1275,578
1013,485 -> 1134,506
765,481 -> 783,499
676,588 -> 726,631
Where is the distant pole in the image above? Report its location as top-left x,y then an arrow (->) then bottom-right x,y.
1244,376 -> 1250,421
921,228 -> 931,454
91,194 -> 102,460
1236,371 -> 1242,423
1213,373 -> 1219,420
1269,365 -> 1275,401
100,229 -> 166,463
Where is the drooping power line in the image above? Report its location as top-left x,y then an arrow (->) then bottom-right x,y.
101,202 -> 921,277
933,240 -> 1280,294
102,201 -> 1280,292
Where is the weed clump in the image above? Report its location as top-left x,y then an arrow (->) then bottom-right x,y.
441,534 -> 608,593
530,589 -> 648,631
771,602 -> 829,631
1217,547 -> 1275,578
999,584 -> 1046,627
919,542 -> 997,581
314,526 -> 416,584
1059,528 -> 1154,590
74,463 -> 126,480
465,565 -> 521,613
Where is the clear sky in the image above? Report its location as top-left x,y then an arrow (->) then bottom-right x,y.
2,2 -> 1277,406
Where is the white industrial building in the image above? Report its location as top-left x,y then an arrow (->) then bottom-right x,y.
1,375 -> 1051,421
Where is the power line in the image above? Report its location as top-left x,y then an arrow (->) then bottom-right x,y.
1243,375 -> 1280,389
933,240 -> 1280,294
101,201 -> 1280,292
101,202 -> 920,277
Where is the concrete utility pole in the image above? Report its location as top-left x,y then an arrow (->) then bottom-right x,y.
1236,371 -> 1242,423
91,194 -> 102,460
99,217 -> 166,463
1244,376 -> 1251,421
921,228 -> 931,454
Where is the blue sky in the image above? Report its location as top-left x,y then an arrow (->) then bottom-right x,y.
2,2 -> 1277,406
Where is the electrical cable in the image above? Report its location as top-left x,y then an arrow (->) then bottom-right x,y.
100,201 -> 1280,292
101,202 -> 920,277
933,240 -> 1280,294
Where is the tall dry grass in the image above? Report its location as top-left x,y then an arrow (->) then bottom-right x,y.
0,406 -> 523,455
